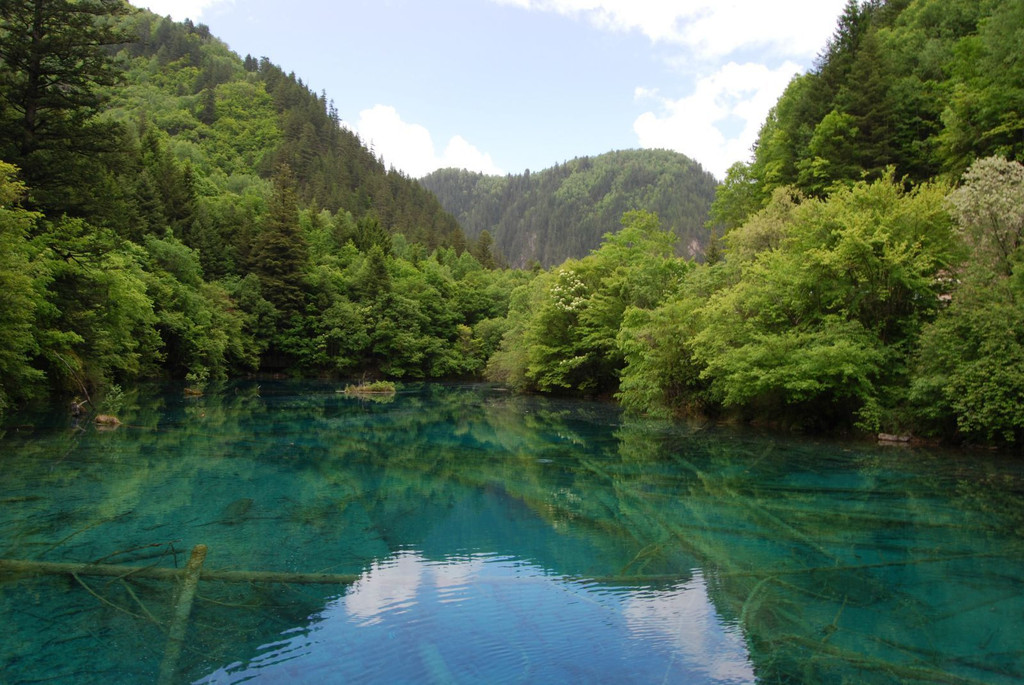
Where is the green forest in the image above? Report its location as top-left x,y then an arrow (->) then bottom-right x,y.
420,149 -> 718,268
0,0 -> 525,414
2,0 -> 1024,446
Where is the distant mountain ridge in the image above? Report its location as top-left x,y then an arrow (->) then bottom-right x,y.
420,149 -> 719,268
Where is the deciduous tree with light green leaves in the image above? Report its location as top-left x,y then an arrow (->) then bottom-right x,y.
0,162 -> 44,412
912,157 -> 1024,443
487,211 -> 688,394
702,175 -> 956,430
618,176 -> 958,431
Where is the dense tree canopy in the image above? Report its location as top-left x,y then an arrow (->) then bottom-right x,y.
0,161 -> 44,413
712,0 -> 1024,230
911,157 -> 1024,443
480,5 -> 1024,442
2,0 -> 1023,449
0,3 -> 510,415
487,211 -> 690,394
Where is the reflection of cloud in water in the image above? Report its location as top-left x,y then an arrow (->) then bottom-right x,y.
343,551 -> 424,625
623,572 -> 755,684
200,553 -> 755,683
343,551 -> 487,624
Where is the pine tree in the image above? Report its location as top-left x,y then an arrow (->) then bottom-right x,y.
0,0 -> 130,215
197,87 -> 216,125
473,229 -> 496,269
250,165 -> 308,316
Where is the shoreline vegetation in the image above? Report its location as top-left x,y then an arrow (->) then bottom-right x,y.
1,2 -> 1023,448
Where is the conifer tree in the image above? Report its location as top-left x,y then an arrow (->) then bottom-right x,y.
251,165 -> 308,316
472,229 -> 496,269
0,0 -> 129,215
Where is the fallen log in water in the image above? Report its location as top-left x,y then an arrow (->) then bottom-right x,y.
0,557 -> 361,585
158,544 -> 206,685
0,546 -> 361,685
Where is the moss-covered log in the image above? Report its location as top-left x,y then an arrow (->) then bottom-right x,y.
0,557 -> 361,585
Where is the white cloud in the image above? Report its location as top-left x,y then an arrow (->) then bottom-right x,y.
132,0 -> 233,21
677,1 -> 847,60
355,105 -> 504,178
491,0 -> 846,61
633,61 -> 801,179
634,86 -> 660,100
443,135 -> 505,176
493,0 -> 849,177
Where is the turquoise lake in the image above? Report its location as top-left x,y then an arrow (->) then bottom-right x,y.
1,381 -> 1022,684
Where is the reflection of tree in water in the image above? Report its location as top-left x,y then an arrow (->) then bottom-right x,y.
606,421 -> 1024,684
1,382 -> 1022,683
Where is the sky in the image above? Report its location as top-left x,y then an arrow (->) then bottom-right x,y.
133,0 -> 848,180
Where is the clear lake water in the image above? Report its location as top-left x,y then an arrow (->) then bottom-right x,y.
1,381 -> 1022,684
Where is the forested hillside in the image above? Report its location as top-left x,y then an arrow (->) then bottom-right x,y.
109,11 -> 466,257
711,0 -> 1024,227
420,149 -> 718,267
0,1 -> 519,416
484,0 -> 1024,446
3,0 -> 1024,447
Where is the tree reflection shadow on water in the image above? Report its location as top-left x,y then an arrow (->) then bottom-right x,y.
1,381 -> 1022,683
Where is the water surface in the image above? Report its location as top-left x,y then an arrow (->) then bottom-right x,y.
1,382 -> 1022,683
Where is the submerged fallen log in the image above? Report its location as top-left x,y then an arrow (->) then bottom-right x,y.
2,545 -> 362,685
0,557 -> 361,585
158,544 -> 207,685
